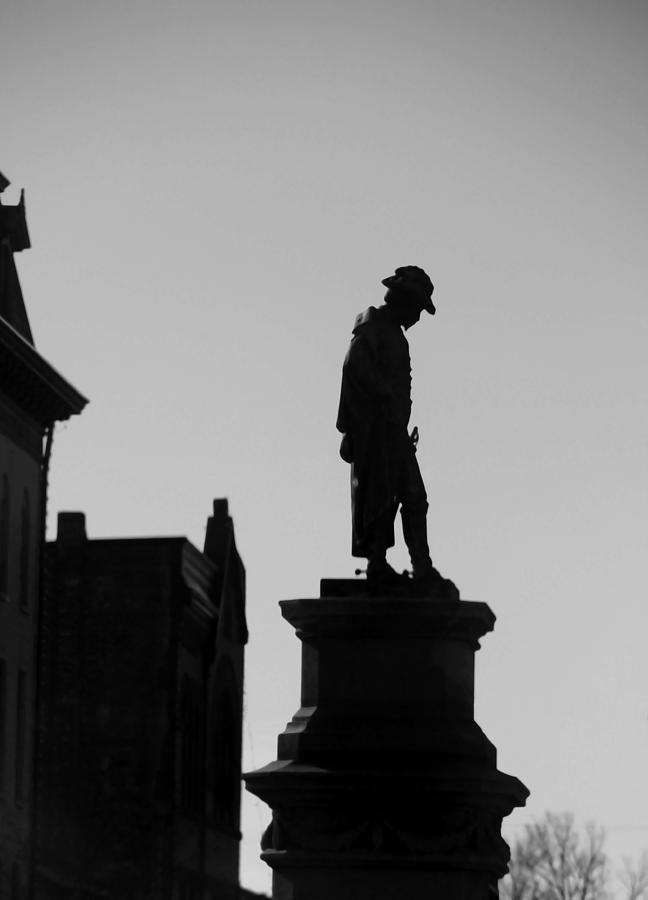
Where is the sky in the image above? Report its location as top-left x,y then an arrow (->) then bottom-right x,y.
3,0 -> 648,893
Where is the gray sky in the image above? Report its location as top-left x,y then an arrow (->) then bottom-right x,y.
4,0 -> 648,891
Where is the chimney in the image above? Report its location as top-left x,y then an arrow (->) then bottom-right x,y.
56,512 -> 87,549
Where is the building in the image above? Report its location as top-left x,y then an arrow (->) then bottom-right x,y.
0,172 -> 87,898
36,500 -> 250,900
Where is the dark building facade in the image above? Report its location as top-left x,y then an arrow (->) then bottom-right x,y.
0,173 -> 86,898
36,499 -> 249,900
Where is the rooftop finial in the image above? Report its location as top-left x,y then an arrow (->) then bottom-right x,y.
0,185 -> 30,252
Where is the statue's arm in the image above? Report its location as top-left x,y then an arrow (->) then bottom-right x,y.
343,335 -> 399,424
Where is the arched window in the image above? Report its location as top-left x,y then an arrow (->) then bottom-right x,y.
19,488 -> 30,611
0,474 -> 9,599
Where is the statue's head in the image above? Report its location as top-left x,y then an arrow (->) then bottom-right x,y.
382,266 -> 435,312
382,266 -> 435,329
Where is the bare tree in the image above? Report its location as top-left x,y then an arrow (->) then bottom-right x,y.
501,812 -> 610,900
618,852 -> 648,900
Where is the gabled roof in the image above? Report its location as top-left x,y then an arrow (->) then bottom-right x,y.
0,173 -> 86,425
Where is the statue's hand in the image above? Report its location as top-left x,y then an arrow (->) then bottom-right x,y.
339,433 -> 354,463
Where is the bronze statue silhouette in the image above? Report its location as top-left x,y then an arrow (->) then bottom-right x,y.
337,266 -> 457,598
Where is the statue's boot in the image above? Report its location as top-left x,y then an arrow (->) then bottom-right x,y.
366,556 -> 406,587
401,508 -> 459,599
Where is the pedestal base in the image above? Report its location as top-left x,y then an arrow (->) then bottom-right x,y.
245,582 -> 528,900
272,863 -> 498,900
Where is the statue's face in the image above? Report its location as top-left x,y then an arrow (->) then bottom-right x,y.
384,287 -> 425,329
400,296 -> 423,330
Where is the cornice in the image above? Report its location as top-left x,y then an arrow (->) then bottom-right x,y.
180,541 -> 219,618
280,596 -> 495,647
0,316 -> 87,426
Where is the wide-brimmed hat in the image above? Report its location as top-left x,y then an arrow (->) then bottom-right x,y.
382,265 -> 435,314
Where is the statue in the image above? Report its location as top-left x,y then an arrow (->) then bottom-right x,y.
336,266 -> 458,598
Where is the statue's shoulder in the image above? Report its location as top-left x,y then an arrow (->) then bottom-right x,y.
351,306 -> 378,334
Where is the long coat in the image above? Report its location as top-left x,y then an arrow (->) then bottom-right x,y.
336,306 -> 412,557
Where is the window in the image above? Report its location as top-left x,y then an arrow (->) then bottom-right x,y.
212,692 -> 241,829
19,489 -> 30,612
15,669 -> 26,805
11,861 -> 22,900
179,678 -> 205,816
0,474 -> 9,599
175,872 -> 201,900
0,658 -> 6,795
19,488 -> 31,612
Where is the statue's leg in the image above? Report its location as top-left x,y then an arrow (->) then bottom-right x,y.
400,452 -> 460,598
399,450 -> 433,578
366,506 -> 402,584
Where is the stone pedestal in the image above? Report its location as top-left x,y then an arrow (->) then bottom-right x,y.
245,581 -> 528,900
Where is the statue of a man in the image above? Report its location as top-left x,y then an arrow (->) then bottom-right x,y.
336,266 -> 457,597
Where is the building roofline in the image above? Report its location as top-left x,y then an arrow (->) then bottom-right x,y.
49,534 -> 189,546
46,532 -> 220,613
0,315 -> 87,425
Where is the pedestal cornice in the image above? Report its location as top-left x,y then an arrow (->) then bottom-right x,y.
280,595 -> 495,648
